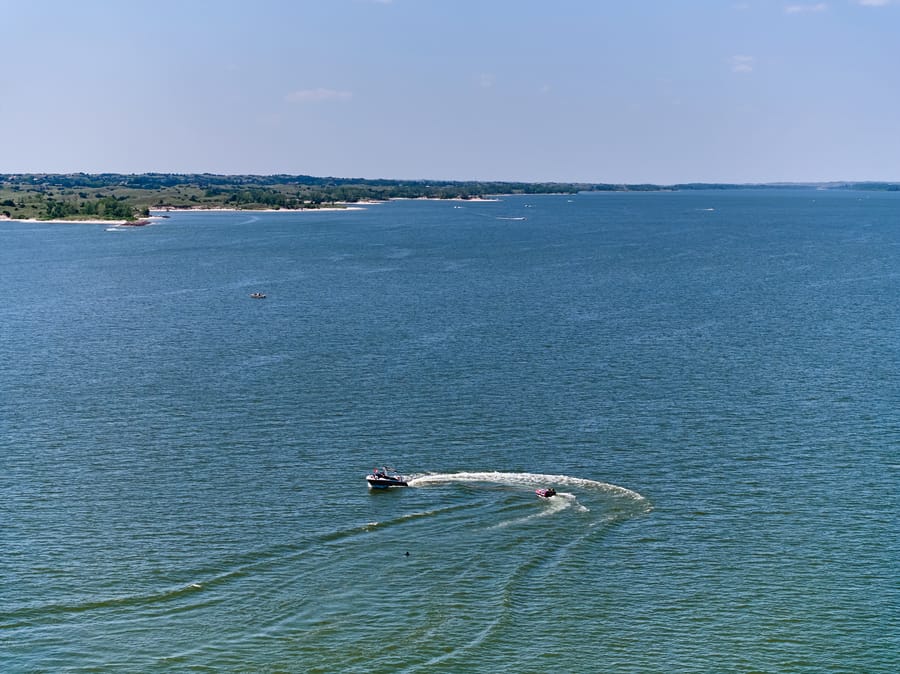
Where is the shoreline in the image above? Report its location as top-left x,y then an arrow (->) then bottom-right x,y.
150,206 -> 366,213
0,208 -> 364,224
0,197 -> 511,225
388,196 -> 501,202
0,215 -> 166,225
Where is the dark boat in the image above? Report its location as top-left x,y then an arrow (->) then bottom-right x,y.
366,466 -> 408,488
535,488 -> 556,499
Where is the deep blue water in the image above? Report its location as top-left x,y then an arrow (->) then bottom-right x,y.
1,191 -> 898,672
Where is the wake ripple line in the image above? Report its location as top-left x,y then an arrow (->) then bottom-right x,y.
1,582 -> 207,628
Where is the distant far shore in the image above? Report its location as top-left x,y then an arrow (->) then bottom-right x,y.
0,214 -> 165,225
151,205 -> 366,213
0,198 -> 509,224
0,198 -> 505,225
5,173 -> 899,225
151,196 -> 503,211
0,208 -> 367,225
388,196 -> 501,202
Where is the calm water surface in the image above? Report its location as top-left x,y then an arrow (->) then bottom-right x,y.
1,192 -> 897,672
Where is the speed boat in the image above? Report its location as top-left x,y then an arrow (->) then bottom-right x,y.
250,292 -> 267,299
535,488 -> 556,499
366,467 -> 408,488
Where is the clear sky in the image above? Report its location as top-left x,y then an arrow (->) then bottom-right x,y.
1,0 -> 898,183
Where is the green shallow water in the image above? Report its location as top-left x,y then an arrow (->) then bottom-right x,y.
1,192 -> 897,672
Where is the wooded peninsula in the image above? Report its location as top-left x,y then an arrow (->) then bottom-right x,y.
2,173 -> 898,222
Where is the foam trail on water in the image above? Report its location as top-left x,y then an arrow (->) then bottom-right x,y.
408,471 -> 648,504
489,491 -> 581,529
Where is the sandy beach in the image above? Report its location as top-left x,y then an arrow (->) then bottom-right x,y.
388,196 -> 501,202
0,208 -> 365,225
0,199 -> 500,226
150,206 -> 366,213
0,215 -> 166,225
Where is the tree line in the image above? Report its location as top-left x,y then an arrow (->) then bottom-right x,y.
44,196 -> 138,220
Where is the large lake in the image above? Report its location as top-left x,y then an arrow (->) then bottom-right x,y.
2,191 -> 897,672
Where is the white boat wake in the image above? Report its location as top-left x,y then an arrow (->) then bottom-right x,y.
407,470 -> 647,504
408,471 -> 652,527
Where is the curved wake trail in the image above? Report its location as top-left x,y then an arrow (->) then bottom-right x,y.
408,471 -> 649,507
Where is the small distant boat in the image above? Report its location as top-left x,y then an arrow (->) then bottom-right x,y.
535,488 -> 556,499
366,466 -> 408,489
250,292 -> 267,299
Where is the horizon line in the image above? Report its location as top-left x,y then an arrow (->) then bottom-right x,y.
2,172 -> 898,187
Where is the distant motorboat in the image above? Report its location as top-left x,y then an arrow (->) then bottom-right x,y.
535,488 -> 556,499
366,466 -> 408,488
250,292 -> 267,299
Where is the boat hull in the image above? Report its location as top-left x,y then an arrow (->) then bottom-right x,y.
366,477 -> 409,488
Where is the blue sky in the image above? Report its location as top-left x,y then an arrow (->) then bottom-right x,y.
1,0 -> 898,183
